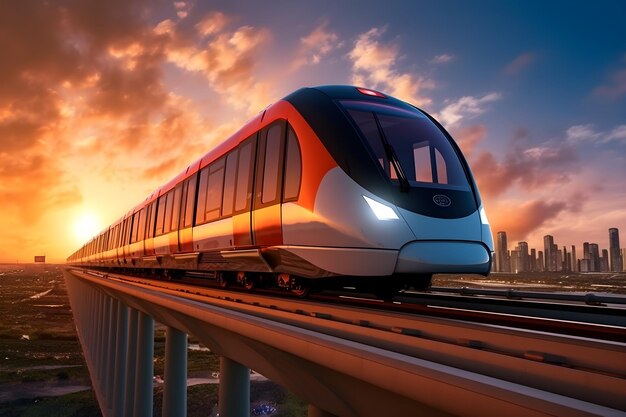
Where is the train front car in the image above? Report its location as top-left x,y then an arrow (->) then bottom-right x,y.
281,86 -> 493,294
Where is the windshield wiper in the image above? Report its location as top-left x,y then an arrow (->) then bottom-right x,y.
373,113 -> 410,192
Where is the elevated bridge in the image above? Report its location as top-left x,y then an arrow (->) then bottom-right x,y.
64,268 -> 626,417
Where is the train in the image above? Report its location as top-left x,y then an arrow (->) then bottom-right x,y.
67,85 -> 494,298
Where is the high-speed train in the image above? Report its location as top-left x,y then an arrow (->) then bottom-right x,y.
67,85 -> 494,297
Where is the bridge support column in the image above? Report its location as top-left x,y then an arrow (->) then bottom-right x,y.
124,308 -> 139,417
133,311 -> 154,417
113,302 -> 129,416
162,326 -> 188,417
308,405 -> 339,417
218,356 -> 250,417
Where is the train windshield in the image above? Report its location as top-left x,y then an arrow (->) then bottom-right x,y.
341,101 -> 470,191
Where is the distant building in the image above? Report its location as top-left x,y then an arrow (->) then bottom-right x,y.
544,235 -> 557,272
537,250 -> 544,271
516,242 -> 529,272
571,245 -> 577,272
510,249 -> 521,273
600,249 -> 609,272
496,231 -> 509,272
590,243 -> 600,272
609,228 -> 622,272
622,248 -> 626,272
530,248 -> 537,271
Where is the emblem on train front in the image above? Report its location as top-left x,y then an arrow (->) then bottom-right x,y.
433,194 -> 451,207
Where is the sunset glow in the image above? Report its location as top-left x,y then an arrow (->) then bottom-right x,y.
0,1 -> 624,263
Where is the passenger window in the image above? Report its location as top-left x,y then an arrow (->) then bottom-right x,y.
222,150 -> 238,217
262,124 -> 283,204
156,195 -> 167,236
171,185 -> 182,231
205,158 -> 225,221
283,125 -> 301,201
137,208 -> 146,241
182,176 -> 197,228
235,139 -> 255,212
164,191 -> 174,233
195,167 -> 209,225
130,212 -> 139,243
147,203 -> 156,238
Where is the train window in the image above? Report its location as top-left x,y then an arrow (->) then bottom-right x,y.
147,202 -> 156,238
234,138 -> 255,212
156,195 -> 167,236
222,150 -> 238,217
137,207 -> 147,241
164,190 -> 175,233
182,176 -> 197,228
171,185 -> 182,231
130,212 -> 139,243
262,124 -> 283,204
196,167 -> 209,224
341,101 -> 470,191
283,125 -> 301,201
206,158 -> 225,222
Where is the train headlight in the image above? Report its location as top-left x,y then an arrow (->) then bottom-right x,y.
479,206 -> 490,225
363,196 -> 399,221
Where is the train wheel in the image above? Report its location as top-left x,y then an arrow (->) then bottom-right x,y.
217,273 -> 230,288
290,278 -> 310,298
243,277 -> 255,291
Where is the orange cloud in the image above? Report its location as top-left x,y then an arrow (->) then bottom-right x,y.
503,52 -> 536,76
290,20 -> 341,70
348,27 -> 434,107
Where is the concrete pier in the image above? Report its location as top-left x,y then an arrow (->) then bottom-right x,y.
218,356 -> 250,417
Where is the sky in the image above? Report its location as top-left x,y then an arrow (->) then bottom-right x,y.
1,0 -> 625,263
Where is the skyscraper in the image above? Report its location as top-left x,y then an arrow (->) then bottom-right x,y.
517,242 -> 529,272
496,231 -> 509,272
609,228 -> 622,272
544,235 -> 556,271
571,245 -> 577,272
590,243 -> 600,272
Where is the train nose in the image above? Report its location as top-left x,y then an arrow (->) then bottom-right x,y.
395,241 -> 491,274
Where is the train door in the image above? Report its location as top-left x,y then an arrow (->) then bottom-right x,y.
252,120 -> 285,246
232,135 -> 257,247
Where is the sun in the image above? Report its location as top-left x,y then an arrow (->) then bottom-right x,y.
73,213 -> 101,243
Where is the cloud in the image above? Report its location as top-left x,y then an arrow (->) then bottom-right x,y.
290,20 -> 341,70
436,92 -> 501,128
566,124 -> 626,145
489,199 -> 574,242
450,124 -> 487,159
348,27 -> 434,106
157,17 -> 273,114
431,54 -> 454,64
592,68 -> 626,100
503,52 -> 536,76
196,12 -> 230,36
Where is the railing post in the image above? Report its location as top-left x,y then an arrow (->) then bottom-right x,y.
113,302 -> 129,416
98,293 -> 111,391
133,311 -> 154,417
218,356 -> 250,417
124,308 -> 139,417
162,326 -> 188,417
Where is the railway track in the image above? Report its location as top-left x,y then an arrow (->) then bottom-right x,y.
80,267 -> 626,343
71,267 -> 626,413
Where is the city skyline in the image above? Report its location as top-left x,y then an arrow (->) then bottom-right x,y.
494,227 -> 626,273
1,1 -> 625,262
